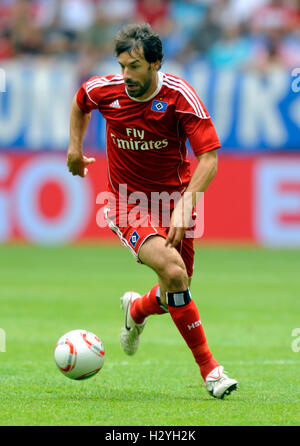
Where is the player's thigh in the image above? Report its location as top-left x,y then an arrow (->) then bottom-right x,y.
138,235 -> 187,280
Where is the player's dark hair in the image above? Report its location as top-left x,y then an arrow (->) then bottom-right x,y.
114,23 -> 163,69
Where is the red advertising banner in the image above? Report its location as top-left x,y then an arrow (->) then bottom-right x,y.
0,152 -> 300,246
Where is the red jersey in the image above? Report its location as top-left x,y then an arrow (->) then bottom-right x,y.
76,71 -> 221,197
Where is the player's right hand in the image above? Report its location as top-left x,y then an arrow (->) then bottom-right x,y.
67,152 -> 96,177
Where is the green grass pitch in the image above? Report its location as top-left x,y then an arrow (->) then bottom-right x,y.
0,244 -> 299,426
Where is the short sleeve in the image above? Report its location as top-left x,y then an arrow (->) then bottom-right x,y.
172,79 -> 221,156
179,113 -> 221,156
76,76 -> 101,113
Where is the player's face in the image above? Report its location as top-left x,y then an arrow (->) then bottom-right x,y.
118,48 -> 159,100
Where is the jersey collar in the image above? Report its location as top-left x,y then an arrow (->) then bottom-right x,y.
125,71 -> 163,102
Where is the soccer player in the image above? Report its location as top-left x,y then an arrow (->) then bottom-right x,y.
67,23 -> 238,399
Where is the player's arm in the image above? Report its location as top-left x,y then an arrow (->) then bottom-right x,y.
185,149 -> 218,200
67,94 -> 95,177
165,150 -> 218,248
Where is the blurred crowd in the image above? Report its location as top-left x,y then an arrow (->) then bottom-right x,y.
0,0 -> 300,74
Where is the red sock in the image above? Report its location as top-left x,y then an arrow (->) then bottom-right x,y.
167,293 -> 219,381
130,284 -> 168,324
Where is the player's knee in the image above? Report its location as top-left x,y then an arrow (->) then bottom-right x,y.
161,262 -> 188,292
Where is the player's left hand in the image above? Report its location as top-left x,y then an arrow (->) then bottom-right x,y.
165,196 -> 193,248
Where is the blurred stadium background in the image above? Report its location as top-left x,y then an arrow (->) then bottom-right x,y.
0,0 -> 300,246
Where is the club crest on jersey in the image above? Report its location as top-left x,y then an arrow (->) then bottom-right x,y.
151,100 -> 167,113
129,231 -> 140,248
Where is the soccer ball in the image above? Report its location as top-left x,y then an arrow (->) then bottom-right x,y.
54,329 -> 105,380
